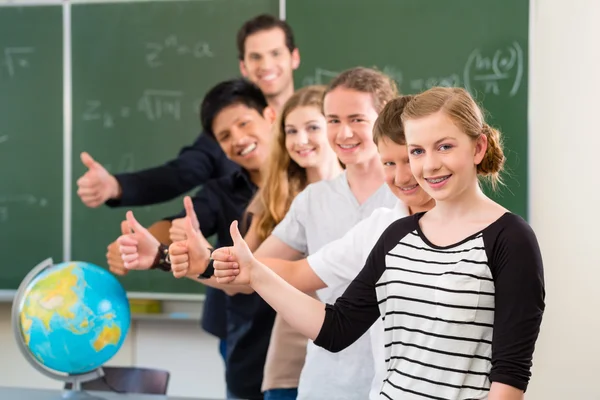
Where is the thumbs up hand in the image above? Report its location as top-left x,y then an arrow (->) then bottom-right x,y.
106,220 -> 132,276
169,218 -> 188,243
117,211 -> 160,270
169,196 -> 213,279
76,152 -> 121,208
212,221 -> 256,285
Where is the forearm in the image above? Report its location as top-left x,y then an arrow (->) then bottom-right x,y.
187,276 -> 254,294
259,257 -> 326,293
147,220 -> 172,245
488,382 -> 523,400
250,261 -> 325,340
107,169 -> 192,207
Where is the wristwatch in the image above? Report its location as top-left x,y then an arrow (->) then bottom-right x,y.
197,248 -> 215,279
151,244 -> 171,272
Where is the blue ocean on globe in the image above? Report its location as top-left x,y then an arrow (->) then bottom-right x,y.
18,261 -> 130,374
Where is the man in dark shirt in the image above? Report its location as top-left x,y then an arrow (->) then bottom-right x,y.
74,14 -> 301,376
75,14 -> 299,210
116,77 -> 278,400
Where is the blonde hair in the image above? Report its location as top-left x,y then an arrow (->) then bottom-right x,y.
254,85 -> 327,242
325,67 -> 399,113
401,87 -> 505,189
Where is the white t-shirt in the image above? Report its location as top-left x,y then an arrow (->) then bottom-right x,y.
307,201 -> 409,400
272,172 -> 398,400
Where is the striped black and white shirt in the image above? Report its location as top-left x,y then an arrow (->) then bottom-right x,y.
314,212 -> 545,400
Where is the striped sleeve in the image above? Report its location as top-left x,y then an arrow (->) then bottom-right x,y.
485,214 -> 546,391
314,217 -> 415,353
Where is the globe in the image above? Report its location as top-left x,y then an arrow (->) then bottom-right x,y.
12,258 -> 130,393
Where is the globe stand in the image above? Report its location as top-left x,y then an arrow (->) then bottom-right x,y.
11,258 -> 107,400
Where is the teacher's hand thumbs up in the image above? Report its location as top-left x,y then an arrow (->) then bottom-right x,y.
77,152 -> 121,208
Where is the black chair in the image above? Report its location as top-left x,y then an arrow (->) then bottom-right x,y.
64,366 -> 170,395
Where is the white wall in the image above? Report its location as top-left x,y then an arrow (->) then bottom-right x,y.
526,0 -> 600,398
1,1 -> 599,399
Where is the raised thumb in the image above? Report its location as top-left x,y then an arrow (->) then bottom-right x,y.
125,211 -> 143,232
229,220 -> 246,248
183,196 -> 199,231
120,220 -> 131,235
184,214 -> 199,235
80,152 -> 98,170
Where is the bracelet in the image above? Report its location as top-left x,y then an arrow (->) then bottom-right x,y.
151,244 -> 171,272
197,248 -> 215,279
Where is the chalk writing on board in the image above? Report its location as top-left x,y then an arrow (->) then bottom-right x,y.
146,35 -> 214,68
0,195 -> 47,223
409,74 -> 461,92
2,47 -> 34,77
82,90 -> 184,128
138,90 -> 183,121
82,100 -> 134,128
301,68 -> 339,86
463,41 -> 524,97
382,66 -> 404,86
192,98 -> 203,115
0,194 -> 47,206
302,41 -> 524,98
302,66 -> 403,87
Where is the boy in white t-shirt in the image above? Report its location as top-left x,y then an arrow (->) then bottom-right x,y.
173,68 -> 400,400
253,68 -> 399,400
214,96 -> 435,399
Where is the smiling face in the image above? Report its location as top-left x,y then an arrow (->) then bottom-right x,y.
240,28 -> 299,99
283,105 -> 332,169
212,103 -> 275,172
404,111 -> 486,202
323,87 -> 380,166
377,137 -> 433,210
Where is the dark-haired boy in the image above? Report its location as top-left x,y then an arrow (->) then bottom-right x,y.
115,78 -> 277,399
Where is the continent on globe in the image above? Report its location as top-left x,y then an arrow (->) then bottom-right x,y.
16,261 -> 130,375
20,265 -> 82,344
92,325 -> 121,352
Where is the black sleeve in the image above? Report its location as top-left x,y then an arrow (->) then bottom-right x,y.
313,228 -> 392,353
162,182 -> 219,239
106,133 -> 238,207
486,215 -> 546,392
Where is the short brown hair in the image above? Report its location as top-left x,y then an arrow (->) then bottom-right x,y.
373,95 -> 414,146
236,14 -> 296,60
401,87 -> 506,189
325,67 -> 399,113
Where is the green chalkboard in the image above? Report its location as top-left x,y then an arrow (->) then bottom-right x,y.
70,0 -> 278,295
0,6 -> 63,291
288,0 -> 529,219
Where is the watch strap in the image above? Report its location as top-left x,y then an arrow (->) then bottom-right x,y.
198,248 -> 215,279
151,244 -> 171,272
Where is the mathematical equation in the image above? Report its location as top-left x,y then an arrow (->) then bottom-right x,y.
302,42 -> 524,98
145,35 -> 214,68
0,46 -> 34,78
82,89 -> 186,128
463,41 -> 524,97
0,194 -> 48,223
